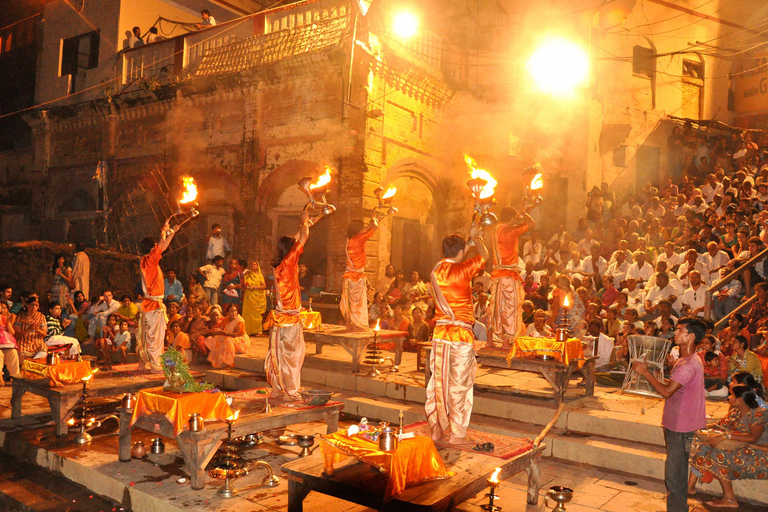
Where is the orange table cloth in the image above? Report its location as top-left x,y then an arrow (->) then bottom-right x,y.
300,311 -> 322,330
21,358 -> 93,387
129,387 -> 233,436
507,336 -> 585,369
321,432 -> 453,501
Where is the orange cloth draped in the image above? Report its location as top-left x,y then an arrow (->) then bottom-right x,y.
343,225 -> 376,280
21,358 -> 93,387
129,387 -> 233,436
507,336 -> 585,368
320,432 -> 452,501
431,255 -> 485,340
270,242 -> 303,325
299,311 -> 321,330
490,223 -> 528,279
140,245 -> 164,313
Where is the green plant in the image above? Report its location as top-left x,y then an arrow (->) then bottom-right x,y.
161,348 -> 213,393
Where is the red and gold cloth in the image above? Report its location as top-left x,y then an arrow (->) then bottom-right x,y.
21,358 -> 93,387
506,336 -> 585,369
299,311 -> 322,330
129,387 -> 233,436
320,432 -> 452,501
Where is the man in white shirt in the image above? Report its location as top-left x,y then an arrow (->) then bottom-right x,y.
623,277 -> 645,314
577,230 -> 598,257
579,244 -> 607,281
608,239 -> 633,265
681,271 -> 706,318
656,241 -> 682,271
644,272 -> 680,316
87,290 -> 120,342
626,251 -> 654,287
376,264 -> 396,296
701,241 -> 730,281
195,9 -> 217,29
522,231 -> 544,268
677,250 -> 709,287
205,224 -> 231,262
712,268 -> 741,321
606,250 -> 629,288
701,174 -> 723,203
198,256 -> 226,305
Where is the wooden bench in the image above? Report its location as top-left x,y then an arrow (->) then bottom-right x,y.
304,325 -> 407,373
11,371 -> 166,436
282,440 -> 545,511
118,399 -> 342,490
422,347 -> 597,405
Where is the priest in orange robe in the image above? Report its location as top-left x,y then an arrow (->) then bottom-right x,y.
487,207 -> 535,349
137,222 -> 178,371
340,218 -> 379,331
425,227 -> 488,446
264,213 -> 314,400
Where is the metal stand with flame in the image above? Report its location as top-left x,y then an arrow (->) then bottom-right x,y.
481,467 -> 502,511
555,294 -> 571,342
364,320 -> 396,375
70,369 -> 103,444
373,187 -> 398,219
465,155 -> 498,227
212,410 -> 247,498
521,167 -> 544,214
298,167 -> 336,216
165,176 -> 200,230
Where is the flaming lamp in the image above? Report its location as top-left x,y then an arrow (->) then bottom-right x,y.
166,176 -> 200,229
298,167 -> 336,216
481,467 -> 502,512
217,410 -> 244,498
73,369 -> 98,444
521,166 -> 544,213
465,155 -> 498,227
373,187 -> 398,218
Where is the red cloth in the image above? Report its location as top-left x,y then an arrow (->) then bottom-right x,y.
491,223 -> 528,279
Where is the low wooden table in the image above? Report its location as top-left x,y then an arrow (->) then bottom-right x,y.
283,441 -> 545,511
304,325 -> 407,373
118,398 -> 342,490
11,371 -> 166,436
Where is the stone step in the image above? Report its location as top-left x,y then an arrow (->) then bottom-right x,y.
205,365 -> 768,506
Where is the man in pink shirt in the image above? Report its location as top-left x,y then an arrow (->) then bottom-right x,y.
633,317 -> 706,512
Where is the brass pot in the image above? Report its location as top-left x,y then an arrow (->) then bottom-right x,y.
555,328 -> 568,342
378,427 -> 398,452
46,352 -> 60,365
131,441 -> 148,459
188,413 -> 204,432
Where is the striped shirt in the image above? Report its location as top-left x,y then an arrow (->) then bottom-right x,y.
45,315 -> 64,340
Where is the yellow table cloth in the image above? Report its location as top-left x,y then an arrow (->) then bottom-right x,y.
507,336 -> 585,369
320,432 -> 452,501
21,358 -> 93,387
300,311 -> 322,330
129,387 -> 233,436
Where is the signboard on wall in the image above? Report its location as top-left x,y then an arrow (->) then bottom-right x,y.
733,57 -> 768,114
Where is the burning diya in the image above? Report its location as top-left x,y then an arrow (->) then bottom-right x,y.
298,166 -> 337,216
465,154 -> 498,226
373,186 -> 398,217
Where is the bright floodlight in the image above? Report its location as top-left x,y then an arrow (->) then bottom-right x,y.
527,39 -> 590,96
393,11 -> 418,39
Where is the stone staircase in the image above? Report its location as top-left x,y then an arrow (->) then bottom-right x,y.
202,348 -> 767,506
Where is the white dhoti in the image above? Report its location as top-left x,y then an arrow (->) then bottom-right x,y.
425,339 -> 476,439
138,308 -> 166,371
488,276 -> 524,344
264,322 -> 305,399
340,277 -> 368,329
46,335 -> 81,355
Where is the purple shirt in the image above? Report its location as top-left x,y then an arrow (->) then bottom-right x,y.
662,353 -> 706,433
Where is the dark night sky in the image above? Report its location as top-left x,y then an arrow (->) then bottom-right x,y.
0,0 -> 49,29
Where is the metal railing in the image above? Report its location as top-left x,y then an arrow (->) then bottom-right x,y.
705,245 -> 768,330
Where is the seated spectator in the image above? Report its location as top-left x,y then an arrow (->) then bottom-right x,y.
719,313 -> 751,357
112,320 -> 132,364
169,321 -> 192,364
390,303 -> 410,332
205,304 -> 249,368
521,300 -> 535,325
14,297 -> 47,362
95,315 -> 118,364
626,251 -> 653,287
622,308 -> 643,332
699,334 -> 729,398
623,277 -> 644,313
606,251 -> 629,288
406,307 -> 430,351
729,335 -> 763,382
45,304 -> 81,356
186,274 -> 210,311
0,302 -> 19,385
166,301 -> 182,326
525,310 -> 554,338
164,269 -> 185,304
745,283 -> 768,336
687,385 -> 766,509
643,321 -> 658,337
87,290 -> 120,343
658,315 -> 676,340
181,304 -> 207,360
586,319 -> 615,369
645,272 -> 680,317
604,306 -> 621,338
677,250 -> 709,287
681,270 -> 706,318
368,293 -> 384,325
115,294 -> 139,330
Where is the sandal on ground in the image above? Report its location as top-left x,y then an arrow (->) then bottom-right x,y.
473,442 -> 494,452
707,498 -> 739,509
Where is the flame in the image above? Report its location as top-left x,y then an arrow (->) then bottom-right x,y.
382,187 -> 397,199
563,294 -> 570,308
68,418 -> 75,426
464,154 -> 497,199
530,173 -> 543,191
180,176 -> 198,204
489,467 -> 502,483
228,410 -> 240,421
310,168 -> 332,189
374,319 -> 381,332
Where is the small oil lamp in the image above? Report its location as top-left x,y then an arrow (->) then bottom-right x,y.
298,167 -> 336,215
73,369 -> 98,444
217,410 -> 242,498
556,294 -> 570,342
373,186 -> 398,217
465,154 -> 498,227
481,467 -> 502,511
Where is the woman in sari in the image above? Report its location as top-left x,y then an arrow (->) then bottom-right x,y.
205,304 -> 250,368
242,260 -> 267,335
220,259 -> 244,313
50,253 -> 73,309
0,302 -> 19,385
687,385 -> 766,509
13,297 -> 47,362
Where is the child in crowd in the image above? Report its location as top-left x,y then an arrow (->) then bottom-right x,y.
112,320 -> 131,364
169,321 -> 192,363
95,314 -> 118,363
